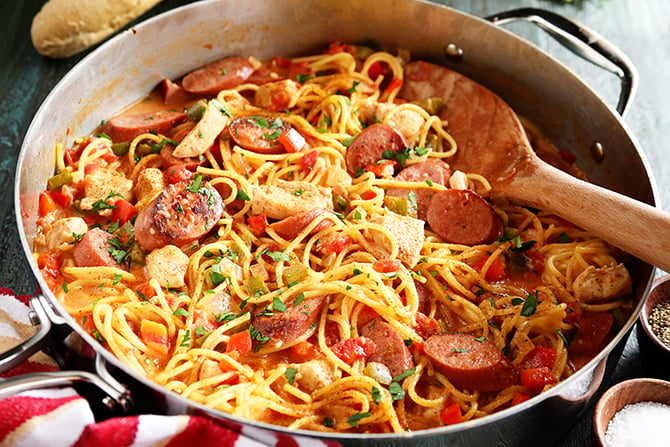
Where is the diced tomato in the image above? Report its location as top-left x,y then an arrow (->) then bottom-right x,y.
37,253 -> 61,279
569,311 -> 614,355
409,340 -> 424,355
261,244 -> 281,263
278,128 -> 306,153
272,57 -> 292,69
226,330 -> 252,354
357,306 -> 380,328
386,78 -> 403,92
364,160 -> 396,177
111,199 -> 136,226
324,321 -> 341,346
51,188 -> 73,208
299,150 -> 318,171
511,393 -> 531,407
319,234 -> 352,255
373,259 -> 403,274
135,281 -> 157,301
439,402 -> 463,425
247,215 -> 269,234
362,190 -> 377,200
564,301 -> 584,324
140,320 -> 169,355
325,41 -> 355,55
38,191 -> 58,217
520,366 -> 556,389
166,164 -> 193,184
289,61 -> 311,81
472,255 -> 506,282
525,246 -> 545,274
522,346 -> 557,370
415,312 -> 441,340
290,341 -> 320,361
330,336 -> 376,364
367,61 -> 387,82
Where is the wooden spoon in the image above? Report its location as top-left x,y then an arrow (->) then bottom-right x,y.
401,61 -> 670,272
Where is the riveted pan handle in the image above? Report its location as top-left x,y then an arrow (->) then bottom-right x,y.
0,295 -> 133,414
486,8 -> 638,118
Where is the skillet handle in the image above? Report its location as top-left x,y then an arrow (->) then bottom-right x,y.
0,295 -> 133,414
486,7 -> 638,118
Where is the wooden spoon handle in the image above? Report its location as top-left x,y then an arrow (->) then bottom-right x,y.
506,160 -> 670,272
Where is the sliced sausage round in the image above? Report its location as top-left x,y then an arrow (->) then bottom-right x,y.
101,111 -> 187,143
134,180 -> 224,251
345,123 -> 407,176
159,78 -> 196,105
386,159 -> 451,220
360,320 -> 414,379
182,56 -> 255,96
74,228 -> 118,268
268,208 -> 333,240
425,189 -> 503,245
424,332 -> 519,392
228,116 -> 291,154
252,296 -> 326,346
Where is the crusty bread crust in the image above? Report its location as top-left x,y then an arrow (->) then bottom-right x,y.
31,0 -> 163,58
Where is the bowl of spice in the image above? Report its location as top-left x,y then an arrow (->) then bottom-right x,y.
593,378 -> 670,446
640,275 -> 670,355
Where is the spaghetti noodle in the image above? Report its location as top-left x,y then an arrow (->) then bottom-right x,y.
33,42 -> 632,432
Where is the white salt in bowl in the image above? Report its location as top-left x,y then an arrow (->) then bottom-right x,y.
593,378 -> 670,447
639,275 -> 670,355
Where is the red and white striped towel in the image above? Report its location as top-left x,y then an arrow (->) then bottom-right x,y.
0,288 -> 301,447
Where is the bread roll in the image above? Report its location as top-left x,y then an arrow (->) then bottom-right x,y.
31,0 -> 163,58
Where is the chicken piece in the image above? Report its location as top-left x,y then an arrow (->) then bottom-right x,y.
254,79 -> 301,111
200,359 -> 224,381
250,180 -> 333,220
572,263 -> 632,303
134,167 -> 166,204
294,359 -> 336,393
46,217 -> 88,253
172,100 -> 231,158
359,100 -> 424,142
369,212 -> 425,268
217,257 -> 244,282
80,168 -> 133,212
145,245 -> 189,288
324,166 -> 352,195
193,288 -> 233,332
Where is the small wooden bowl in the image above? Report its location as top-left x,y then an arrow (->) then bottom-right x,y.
593,378 -> 670,446
639,275 -> 670,355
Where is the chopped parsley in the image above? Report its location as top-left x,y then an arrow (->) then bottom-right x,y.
272,297 -> 287,312
520,290 -> 539,317
371,386 -> 382,405
173,308 -> 191,317
347,412 -> 371,427
285,367 -> 297,385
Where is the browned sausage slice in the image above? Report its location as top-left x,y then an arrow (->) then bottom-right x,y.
386,159 -> 451,220
424,332 -> 519,392
134,180 -> 224,251
182,56 -> 254,96
228,116 -> 291,154
360,320 -> 414,378
345,123 -> 407,176
425,189 -> 503,245
101,111 -> 187,143
73,228 -> 118,267
252,296 -> 326,346
268,208 -> 333,240
159,78 -> 196,105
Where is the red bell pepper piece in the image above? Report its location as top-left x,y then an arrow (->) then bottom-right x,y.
278,128 -> 306,153
319,234 -> 352,255
439,402 -> 463,425
38,191 -> 58,217
373,259 -> 403,274
364,160 -> 396,177
111,199 -> 136,226
299,150 -> 318,171
330,337 -> 376,364
511,393 -> 531,406
226,330 -> 252,354
472,255 -> 506,282
520,366 -> 556,389
522,346 -> 557,370
247,215 -> 269,234
166,165 -> 193,184
569,311 -> 614,355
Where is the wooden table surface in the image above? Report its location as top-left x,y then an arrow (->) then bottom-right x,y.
2,0 -> 669,445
